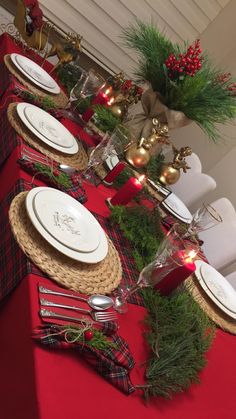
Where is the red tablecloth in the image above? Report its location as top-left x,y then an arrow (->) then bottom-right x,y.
1,32 -> 236,419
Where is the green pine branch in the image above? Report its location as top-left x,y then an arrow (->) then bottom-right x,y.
138,288 -> 215,400
122,20 -> 236,142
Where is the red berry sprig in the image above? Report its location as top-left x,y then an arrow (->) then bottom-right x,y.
213,72 -> 236,96
165,39 -> 203,80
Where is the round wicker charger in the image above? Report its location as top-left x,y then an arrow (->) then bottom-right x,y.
185,275 -> 236,334
4,54 -> 68,109
9,192 -> 122,295
8,103 -> 88,170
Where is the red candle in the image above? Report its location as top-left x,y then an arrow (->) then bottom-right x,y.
154,251 -> 196,296
82,92 -> 109,122
103,162 -> 126,184
110,176 -> 145,206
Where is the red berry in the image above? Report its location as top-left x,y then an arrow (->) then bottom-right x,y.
84,330 -> 94,341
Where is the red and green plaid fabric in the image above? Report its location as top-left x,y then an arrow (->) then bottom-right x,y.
94,214 -> 143,306
33,323 -> 135,395
18,155 -> 87,204
0,179 -> 143,305
0,93 -> 21,168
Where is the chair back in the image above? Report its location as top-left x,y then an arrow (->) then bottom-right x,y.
199,198 -> 236,271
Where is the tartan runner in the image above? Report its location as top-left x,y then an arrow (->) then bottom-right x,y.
18,154 -> 87,204
0,179 -> 143,305
0,93 -> 21,168
0,61 -> 12,99
33,324 -> 135,395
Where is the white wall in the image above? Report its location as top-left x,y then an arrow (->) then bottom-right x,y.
169,0 -> 236,209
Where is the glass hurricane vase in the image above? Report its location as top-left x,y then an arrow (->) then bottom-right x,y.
114,223 -> 199,313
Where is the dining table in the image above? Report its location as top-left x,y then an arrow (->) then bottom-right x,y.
0,32 -> 236,419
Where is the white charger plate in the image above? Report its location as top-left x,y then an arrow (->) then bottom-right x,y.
161,193 -> 192,224
195,260 -> 236,319
33,189 -> 101,253
17,103 -> 79,155
26,188 -> 108,263
11,53 -> 60,94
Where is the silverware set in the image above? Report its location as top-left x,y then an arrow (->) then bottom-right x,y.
38,285 -> 117,323
21,147 -> 77,175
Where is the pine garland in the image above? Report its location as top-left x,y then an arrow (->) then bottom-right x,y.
138,288 -> 215,400
110,205 -> 164,271
92,105 -> 120,133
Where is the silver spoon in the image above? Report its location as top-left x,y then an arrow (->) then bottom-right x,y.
38,285 -> 114,310
59,164 -> 76,175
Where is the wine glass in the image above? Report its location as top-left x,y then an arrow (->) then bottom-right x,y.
187,203 -> 222,236
114,223 -> 199,313
61,69 -> 105,122
80,126 -> 130,185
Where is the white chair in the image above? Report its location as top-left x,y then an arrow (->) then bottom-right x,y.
199,198 -> 236,271
170,153 -> 216,209
225,271 -> 236,290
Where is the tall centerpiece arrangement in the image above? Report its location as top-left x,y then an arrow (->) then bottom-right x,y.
122,20 -> 236,143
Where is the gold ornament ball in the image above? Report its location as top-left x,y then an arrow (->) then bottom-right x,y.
159,164 -> 180,185
110,104 -> 124,119
125,143 -> 151,168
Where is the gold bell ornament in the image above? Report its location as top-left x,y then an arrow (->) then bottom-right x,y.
159,145 -> 192,185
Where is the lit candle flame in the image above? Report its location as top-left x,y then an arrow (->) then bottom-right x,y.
183,249 -> 198,264
138,174 -> 146,184
107,97 -> 115,106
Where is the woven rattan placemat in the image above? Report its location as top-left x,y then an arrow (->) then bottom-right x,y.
8,103 -> 88,170
9,192 -> 122,294
4,54 -> 68,108
185,275 -> 236,334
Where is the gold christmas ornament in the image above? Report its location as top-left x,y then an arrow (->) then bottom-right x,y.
159,144 -> 193,185
125,140 -> 151,168
125,118 -> 170,169
110,104 -> 126,119
159,164 -> 181,185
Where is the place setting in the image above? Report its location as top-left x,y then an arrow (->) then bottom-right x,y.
9,187 -> 122,295
7,101 -> 88,170
3,53 -> 69,108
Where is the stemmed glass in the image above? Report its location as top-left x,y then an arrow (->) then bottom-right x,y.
80,126 -> 130,184
61,69 -> 105,122
114,224 -> 199,313
186,203 -> 222,236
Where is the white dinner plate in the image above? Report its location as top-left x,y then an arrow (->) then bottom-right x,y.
33,189 -> 101,252
194,260 -> 236,319
17,103 -> 79,155
26,187 -> 108,263
11,53 -> 60,94
161,193 -> 192,224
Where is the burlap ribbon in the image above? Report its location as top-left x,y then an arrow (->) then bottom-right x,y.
124,87 -> 191,139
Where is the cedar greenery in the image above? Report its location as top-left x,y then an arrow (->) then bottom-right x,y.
92,105 -> 120,133
122,20 -> 236,142
138,288 -> 215,400
110,205 -> 164,271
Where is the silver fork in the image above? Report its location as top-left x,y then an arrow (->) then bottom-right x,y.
40,298 -> 117,322
21,148 -> 53,166
40,308 -> 97,325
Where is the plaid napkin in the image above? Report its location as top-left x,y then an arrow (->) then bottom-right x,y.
18,156 -> 87,204
33,324 -> 135,395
